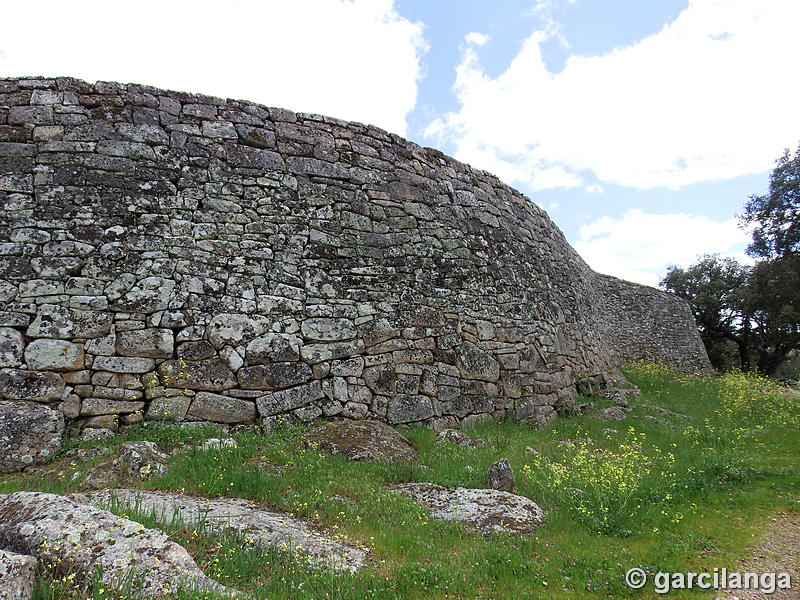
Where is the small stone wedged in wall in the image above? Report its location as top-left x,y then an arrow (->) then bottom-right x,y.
0,76 -> 710,437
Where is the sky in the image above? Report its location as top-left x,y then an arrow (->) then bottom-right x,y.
2,0 -> 800,287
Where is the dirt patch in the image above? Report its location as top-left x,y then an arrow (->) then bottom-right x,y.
715,512 -> 800,599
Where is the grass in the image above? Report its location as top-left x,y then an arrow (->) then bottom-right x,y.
3,361 -> 799,599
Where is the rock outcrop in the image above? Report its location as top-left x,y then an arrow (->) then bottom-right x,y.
0,491 -> 237,597
88,488 -> 367,572
0,76 -> 710,437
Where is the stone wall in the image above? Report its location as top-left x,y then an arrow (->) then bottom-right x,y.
0,76 -> 710,433
596,274 -> 710,373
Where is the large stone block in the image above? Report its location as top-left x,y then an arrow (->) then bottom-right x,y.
0,492 -> 238,597
115,328 -> 174,358
187,392 -> 256,423
301,318 -> 357,342
245,333 -> 301,364
304,420 -> 417,463
0,370 -> 65,402
455,341 -> 500,383
80,397 -> 145,416
92,356 -> 155,374
114,277 -> 176,313
386,394 -> 434,424
177,340 -> 216,360
238,362 -> 312,390
0,401 -> 64,473
26,305 -> 112,339
206,313 -> 270,349
146,395 -> 192,421
24,339 -> 85,371
256,380 -> 324,416
157,359 -> 237,392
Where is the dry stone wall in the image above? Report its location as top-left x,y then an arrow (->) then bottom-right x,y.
0,76 -> 710,433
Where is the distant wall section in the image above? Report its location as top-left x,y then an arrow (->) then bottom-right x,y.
596,274 -> 710,373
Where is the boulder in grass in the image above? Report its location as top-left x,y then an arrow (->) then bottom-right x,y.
81,441 -> 169,488
0,491 -> 238,598
597,406 -> 626,421
435,428 -> 478,448
304,419 -> 418,463
391,482 -> 544,535
487,458 -> 515,492
596,387 -> 641,408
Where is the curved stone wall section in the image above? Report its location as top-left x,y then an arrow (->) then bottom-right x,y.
0,77 -> 710,432
596,274 -> 710,373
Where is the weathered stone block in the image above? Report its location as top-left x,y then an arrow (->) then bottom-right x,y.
146,395 -> 192,421
27,305 -> 112,340
157,359 -> 237,392
92,356 -> 155,374
177,340 -> 216,360
256,380 -> 324,417
386,394 -> 434,424
0,548 -> 37,600
58,394 -> 82,419
455,341 -> 500,383
487,458 -> 515,492
206,313 -> 270,349
304,419 -> 417,462
24,339 -> 85,371
238,363 -> 312,390
81,397 -> 145,416
0,401 -> 64,473
330,356 -> 365,377
0,370 -> 65,402
301,318 -> 357,342
245,333 -> 301,364
187,392 -> 256,423
115,328 -> 174,358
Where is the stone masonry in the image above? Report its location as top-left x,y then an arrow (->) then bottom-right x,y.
0,76 -> 710,433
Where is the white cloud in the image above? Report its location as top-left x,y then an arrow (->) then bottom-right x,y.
465,32 -> 490,47
573,209 -> 752,287
0,0 -> 426,136
427,0 -> 800,189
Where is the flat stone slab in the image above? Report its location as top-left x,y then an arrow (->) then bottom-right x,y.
391,483 -> 545,535
88,488 -> 367,572
0,491 -> 236,597
304,419 -> 418,463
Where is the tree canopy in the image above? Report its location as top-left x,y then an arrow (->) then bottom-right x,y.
742,144 -> 800,259
661,145 -> 800,375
